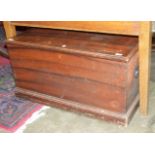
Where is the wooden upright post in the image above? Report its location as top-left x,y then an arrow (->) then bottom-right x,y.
3,21 -> 16,39
139,22 -> 152,115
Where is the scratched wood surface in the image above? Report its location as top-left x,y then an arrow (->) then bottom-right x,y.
7,29 -> 139,124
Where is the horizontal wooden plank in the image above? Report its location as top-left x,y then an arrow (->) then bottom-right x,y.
11,21 -> 140,36
7,28 -> 138,62
8,46 -> 128,87
14,68 -> 126,112
16,87 -> 134,125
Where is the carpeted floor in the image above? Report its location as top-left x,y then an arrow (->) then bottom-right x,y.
0,53 -> 155,133
0,56 -> 43,132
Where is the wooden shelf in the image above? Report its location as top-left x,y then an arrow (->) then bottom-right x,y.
11,21 -> 140,36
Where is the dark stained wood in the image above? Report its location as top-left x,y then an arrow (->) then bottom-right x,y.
7,28 -> 138,61
7,28 -> 139,125
15,88 -> 139,126
9,48 -> 127,88
14,68 -> 126,112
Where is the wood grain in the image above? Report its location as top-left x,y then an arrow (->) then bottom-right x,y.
3,21 -> 16,39
3,21 -> 152,116
139,22 -> 152,115
7,28 -> 139,122
15,87 -> 139,126
7,28 -> 138,61
11,21 -> 140,36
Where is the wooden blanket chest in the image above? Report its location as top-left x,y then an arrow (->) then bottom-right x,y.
7,28 -> 139,125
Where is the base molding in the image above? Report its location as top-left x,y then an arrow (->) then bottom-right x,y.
15,87 -> 139,126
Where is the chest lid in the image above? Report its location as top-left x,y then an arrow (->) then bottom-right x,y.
7,28 -> 138,62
